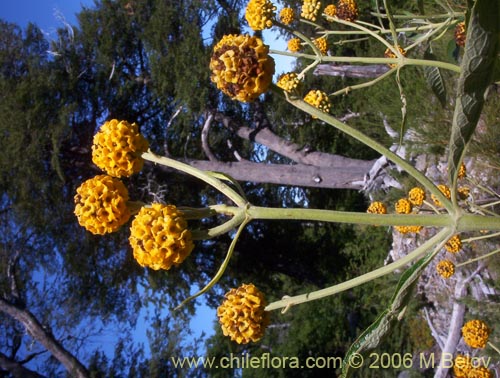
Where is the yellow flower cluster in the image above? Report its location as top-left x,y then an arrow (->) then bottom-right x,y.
384,45 -> 407,68
408,187 -> 425,206
395,198 -> 412,214
279,7 -> 295,25
313,37 -> 328,55
129,204 -> 194,270
277,72 -> 301,93
431,184 -> 451,207
395,225 -> 423,234
92,119 -> 149,178
304,90 -> 331,116
458,186 -> 470,199
287,38 -> 302,52
245,0 -> 277,31
336,0 -> 359,22
436,260 -> 455,279
301,0 -> 321,21
210,34 -> 275,102
458,162 -> 467,179
324,4 -> 337,19
453,354 -> 472,378
367,201 -> 387,214
445,234 -> 462,253
74,175 -> 131,235
461,319 -> 490,349
468,366 -> 492,378
455,21 -> 466,47
217,283 -> 270,344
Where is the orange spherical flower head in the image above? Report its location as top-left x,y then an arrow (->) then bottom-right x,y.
245,0 -> 277,31
313,37 -> 328,55
457,162 -> 467,179
436,260 -> 455,279
395,225 -> 423,234
445,234 -> 462,254
336,0 -> 359,22
217,283 -> 270,344
468,366 -> 492,378
462,320 -> 491,349
129,204 -> 194,270
453,354 -> 473,378
92,119 -> 149,178
454,21 -> 466,47
277,72 -> 302,93
304,90 -> 331,118
210,34 -> 275,103
384,45 -> 407,68
395,198 -> 412,214
287,38 -> 302,53
324,4 -> 337,19
279,7 -> 295,25
74,175 -> 131,235
431,184 -> 451,207
408,187 -> 425,206
367,201 -> 386,214
301,0 -> 321,21
457,186 -> 470,200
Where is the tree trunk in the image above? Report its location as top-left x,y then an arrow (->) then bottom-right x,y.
180,159 -> 370,189
0,298 -> 89,378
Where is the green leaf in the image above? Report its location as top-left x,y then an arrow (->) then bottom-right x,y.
423,49 -> 447,107
340,228 -> 450,378
448,0 -> 500,190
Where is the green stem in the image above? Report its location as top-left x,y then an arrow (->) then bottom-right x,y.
265,227 -> 453,311
456,248 -> 500,268
457,214 -> 500,232
245,205 -> 452,227
142,151 -> 247,208
191,207 -> 246,240
330,66 -> 397,96
462,231 -> 500,243
284,96 -> 456,213
487,341 -> 500,356
370,11 -> 464,20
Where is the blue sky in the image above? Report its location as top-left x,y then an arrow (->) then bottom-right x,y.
2,0 -> 95,33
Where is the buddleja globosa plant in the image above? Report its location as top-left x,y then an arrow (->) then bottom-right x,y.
74,0 -> 500,376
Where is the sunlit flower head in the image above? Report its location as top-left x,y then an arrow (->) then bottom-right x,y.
313,37 -> 328,55
384,45 -> 407,68
431,184 -> 451,207
457,186 -> 470,200
461,320 -> 491,349
92,119 -> 149,178
436,260 -> 455,279
301,0 -> 322,21
324,4 -> 337,19
408,187 -> 425,206
129,204 -> 194,270
245,0 -> 277,31
468,366 -> 492,378
458,162 -> 467,179
395,198 -> 412,214
367,201 -> 386,214
336,0 -> 359,22
454,21 -> 466,47
279,7 -> 295,25
217,283 -> 270,344
395,225 -> 423,234
304,89 -> 331,117
210,34 -> 275,102
287,38 -> 302,52
453,354 -> 473,378
277,72 -> 302,93
445,234 -> 462,254
74,175 -> 131,235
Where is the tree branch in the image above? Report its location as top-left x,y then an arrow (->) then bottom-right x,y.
0,351 -> 45,378
201,113 -> 217,161
0,298 -> 89,378
212,112 -> 375,169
